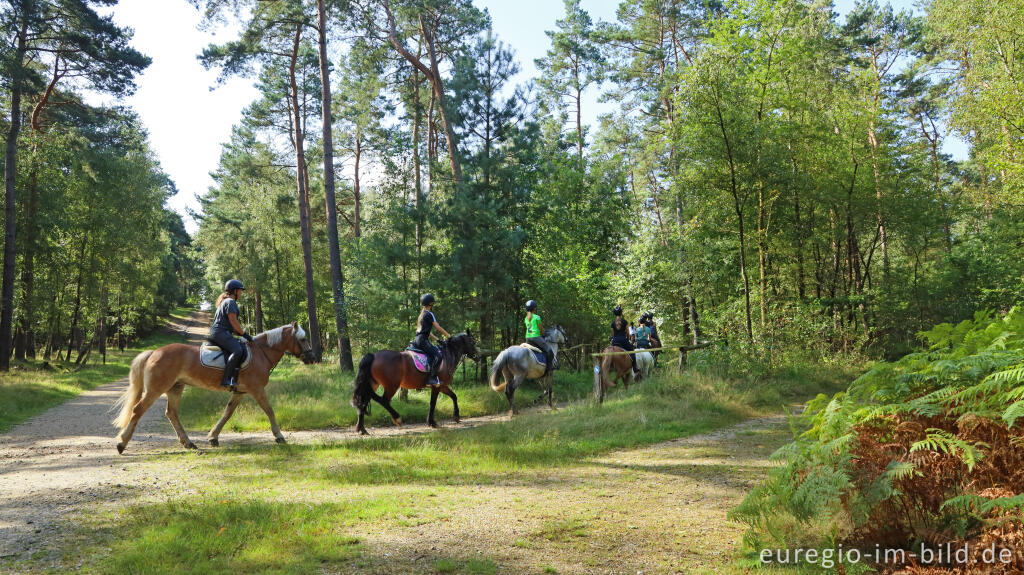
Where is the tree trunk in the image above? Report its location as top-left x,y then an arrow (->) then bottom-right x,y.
412,59 -> 424,295
711,84 -> 752,342
315,0 -> 353,370
418,16 -> 461,185
288,22 -> 323,362
254,288 -> 264,333
353,132 -> 362,237
0,16 -> 28,371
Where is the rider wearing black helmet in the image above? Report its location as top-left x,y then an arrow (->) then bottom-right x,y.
209,279 -> 254,390
610,305 -> 639,376
524,300 -> 554,375
414,293 -> 451,386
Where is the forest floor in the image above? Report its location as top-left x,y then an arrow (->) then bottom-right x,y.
0,311 -> 805,574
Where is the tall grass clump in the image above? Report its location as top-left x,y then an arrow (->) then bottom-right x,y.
732,307 -> 1024,573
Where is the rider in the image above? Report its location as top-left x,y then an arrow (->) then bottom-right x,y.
524,300 -> 555,375
414,293 -> 451,386
645,312 -> 662,366
209,279 -> 254,390
610,305 -> 639,376
635,314 -> 653,349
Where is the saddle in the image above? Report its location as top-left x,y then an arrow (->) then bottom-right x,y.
199,341 -> 253,372
406,343 -> 439,373
520,342 -> 547,365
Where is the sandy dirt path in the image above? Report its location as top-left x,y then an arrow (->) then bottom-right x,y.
0,312 -> 211,560
0,312 -> 558,561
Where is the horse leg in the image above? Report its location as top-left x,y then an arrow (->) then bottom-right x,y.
164,382 -> 196,450
438,385 -> 459,423
355,402 -> 369,436
379,386 -> 403,427
208,391 -> 245,446
428,387 -> 441,428
249,386 -> 286,444
546,374 -> 555,410
116,389 -> 163,454
506,374 -> 524,416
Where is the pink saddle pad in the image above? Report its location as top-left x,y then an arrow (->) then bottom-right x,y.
409,351 -> 430,373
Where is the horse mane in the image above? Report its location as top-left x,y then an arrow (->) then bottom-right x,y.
255,324 -> 293,349
441,332 -> 473,365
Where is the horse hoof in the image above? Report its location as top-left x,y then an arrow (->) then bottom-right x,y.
392,417 -> 403,427
358,428 -> 369,436
428,421 -> 439,429
116,443 -> 125,455
452,417 -> 460,424
184,441 -> 197,450
208,438 -> 219,447
275,436 -> 287,444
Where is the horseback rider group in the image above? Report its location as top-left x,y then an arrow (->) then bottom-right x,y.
211,279 -> 658,386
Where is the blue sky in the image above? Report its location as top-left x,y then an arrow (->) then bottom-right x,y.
93,0 -> 951,233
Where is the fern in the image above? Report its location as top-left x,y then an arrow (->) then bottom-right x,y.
910,428 -> 989,471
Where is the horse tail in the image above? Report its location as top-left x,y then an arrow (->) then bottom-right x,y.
600,352 -> 614,389
489,349 -> 509,392
351,353 -> 375,409
113,350 -> 150,430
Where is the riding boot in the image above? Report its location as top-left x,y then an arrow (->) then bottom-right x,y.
426,357 -> 441,386
544,350 -> 555,376
630,354 -> 639,376
222,351 -> 244,389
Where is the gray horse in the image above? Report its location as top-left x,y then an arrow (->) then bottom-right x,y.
489,326 -> 568,415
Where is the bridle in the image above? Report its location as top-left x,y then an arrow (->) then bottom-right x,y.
294,333 -> 315,363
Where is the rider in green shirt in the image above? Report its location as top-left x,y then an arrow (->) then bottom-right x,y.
525,300 -> 554,375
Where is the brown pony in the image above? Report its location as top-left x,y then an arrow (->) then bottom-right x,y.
594,346 -> 635,404
112,322 -> 315,453
350,332 -> 478,434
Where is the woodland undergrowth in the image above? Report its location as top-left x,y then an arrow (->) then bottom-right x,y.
733,306 -> 1024,574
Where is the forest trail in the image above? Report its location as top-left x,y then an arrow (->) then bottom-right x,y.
0,311 -> 210,559
0,311 -> 790,570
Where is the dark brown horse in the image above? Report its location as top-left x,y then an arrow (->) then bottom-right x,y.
350,332 -> 478,434
593,346 -> 635,404
113,323 -> 315,453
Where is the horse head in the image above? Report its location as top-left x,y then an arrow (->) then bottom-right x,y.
546,325 -> 568,346
288,322 -> 316,364
446,330 -> 479,361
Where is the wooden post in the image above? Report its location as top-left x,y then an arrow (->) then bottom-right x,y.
678,347 -> 687,372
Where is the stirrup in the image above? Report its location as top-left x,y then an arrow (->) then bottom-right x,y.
425,376 -> 441,387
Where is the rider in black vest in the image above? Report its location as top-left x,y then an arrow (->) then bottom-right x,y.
209,279 -> 254,390
414,293 -> 451,386
610,305 -> 639,376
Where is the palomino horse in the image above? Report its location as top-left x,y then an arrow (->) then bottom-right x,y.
112,323 -> 315,453
594,346 -> 635,404
350,332 -> 478,434
489,326 -> 568,415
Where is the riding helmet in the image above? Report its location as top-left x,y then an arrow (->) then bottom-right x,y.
613,305 -> 623,316
525,300 -> 537,312
421,293 -> 435,306
224,279 -> 246,292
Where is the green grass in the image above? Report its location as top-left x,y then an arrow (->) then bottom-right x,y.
0,330 -> 185,432
21,361 -> 854,574
175,360 -> 601,432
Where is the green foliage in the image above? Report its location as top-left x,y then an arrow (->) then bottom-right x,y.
733,306 -> 1024,566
